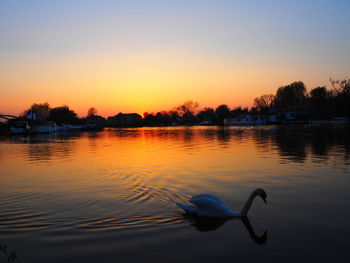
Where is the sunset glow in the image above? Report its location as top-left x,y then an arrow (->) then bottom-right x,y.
1,1 -> 349,117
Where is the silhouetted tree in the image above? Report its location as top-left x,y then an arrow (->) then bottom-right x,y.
197,107 -> 216,123
176,101 -> 199,117
274,81 -> 307,108
144,111 -> 177,126
231,106 -> 249,118
143,112 -> 150,119
330,78 -> 350,117
23,102 -> 51,120
250,107 -> 258,115
87,107 -> 98,117
215,104 -> 230,125
143,112 -> 155,124
48,106 -> 79,124
309,86 -> 329,119
254,94 -> 275,114
168,110 -> 180,123
330,78 -> 350,95
156,111 -> 172,125
175,101 -> 199,123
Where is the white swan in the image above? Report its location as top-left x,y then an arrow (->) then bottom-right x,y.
176,188 -> 267,218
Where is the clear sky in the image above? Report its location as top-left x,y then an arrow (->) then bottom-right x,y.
1,0 -> 349,117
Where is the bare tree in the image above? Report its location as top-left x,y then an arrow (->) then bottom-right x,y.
329,78 -> 350,95
175,101 -> 199,117
329,78 -> 350,117
254,94 -> 275,113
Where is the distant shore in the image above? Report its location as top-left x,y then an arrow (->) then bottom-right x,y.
1,120 -> 349,136
1,78 -> 349,133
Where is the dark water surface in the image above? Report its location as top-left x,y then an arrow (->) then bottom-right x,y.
0,126 -> 349,262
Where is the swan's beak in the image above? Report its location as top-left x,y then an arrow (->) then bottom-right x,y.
263,197 -> 267,204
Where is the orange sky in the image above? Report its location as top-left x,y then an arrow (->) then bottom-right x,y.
1,1 -> 349,118
0,49 -> 339,118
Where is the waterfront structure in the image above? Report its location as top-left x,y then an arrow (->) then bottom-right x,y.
107,113 -> 142,127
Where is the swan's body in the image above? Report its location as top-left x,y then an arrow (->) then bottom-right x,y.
176,188 -> 267,218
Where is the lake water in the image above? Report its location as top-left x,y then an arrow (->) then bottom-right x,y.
0,126 -> 349,263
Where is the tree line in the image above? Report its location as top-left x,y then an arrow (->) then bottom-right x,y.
253,78 -> 350,120
144,78 -> 350,125
143,101 -> 251,125
18,104 -> 99,125
14,77 -> 350,126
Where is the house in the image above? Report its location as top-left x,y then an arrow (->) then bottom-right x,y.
107,113 -> 142,127
269,106 -> 310,124
278,109 -> 309,123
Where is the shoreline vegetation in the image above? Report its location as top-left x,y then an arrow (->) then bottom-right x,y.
0,78 -> 349,133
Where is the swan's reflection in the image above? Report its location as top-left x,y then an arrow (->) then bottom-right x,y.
183,214 -> 268,245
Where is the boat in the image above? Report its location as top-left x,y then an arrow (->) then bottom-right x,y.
55,124 -> 71,132
66,124 -> 82,130
31,121 -> 56,133
10,121 -> 30,134
224,116 -> 265,126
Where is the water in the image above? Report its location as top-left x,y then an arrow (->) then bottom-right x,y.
0,126 -> 349,262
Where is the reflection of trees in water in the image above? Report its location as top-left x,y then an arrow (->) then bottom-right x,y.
105,126 -> 350,164
108,128 -> 143,138
27,135 -> 77,162
18,126 -> 346,164
252,128 -> 275,153
3,133 -> 81,162
86,130 -> 105,140
211,128 -> 245,149
200,128 -> 216,141
333,126 -> 350,164
216,128 -> 231,142
216,128 -> 245,142
109,127 -> 196,146
28,143 -> 54,161
182,128 -> 195,142
85,131 -> 105,153
1,131 -> 104,163
252,125 -> 350,164
274,127 -> 308,163
107,127 -> 249,146
308,127 -> 335,162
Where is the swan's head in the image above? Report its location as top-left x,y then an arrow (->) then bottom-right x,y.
255,188 -> 267,204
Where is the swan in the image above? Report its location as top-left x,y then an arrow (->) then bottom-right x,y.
176,188 -> 267,218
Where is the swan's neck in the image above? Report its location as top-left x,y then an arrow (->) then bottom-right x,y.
240,191 -> 259,216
